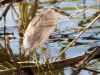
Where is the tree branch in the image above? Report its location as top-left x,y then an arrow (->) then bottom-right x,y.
71,45 -> 100,75
0,51 -> 93,75
5,35 -> 23,75
54,15 -> 100,62
0,0 -> 14,20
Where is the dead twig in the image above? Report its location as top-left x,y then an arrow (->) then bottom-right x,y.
5,35 -> 23,75
32,0 -> 38,18
0,0 -> 22,5
0,0 -> 14,20
71,45 -> 100,75
54,15 -> 100,62
70,0 -> 100,17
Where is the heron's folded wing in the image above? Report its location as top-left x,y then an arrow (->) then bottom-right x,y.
22,14 -> 44,49
22,13 -> 57,50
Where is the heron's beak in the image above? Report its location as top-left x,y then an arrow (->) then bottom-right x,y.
59,10 -> 71,17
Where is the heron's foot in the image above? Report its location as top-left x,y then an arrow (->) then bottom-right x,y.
43,59 -> 54,70
35,61 -> 44,73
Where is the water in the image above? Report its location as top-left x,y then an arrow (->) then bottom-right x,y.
0,0 -> 100,75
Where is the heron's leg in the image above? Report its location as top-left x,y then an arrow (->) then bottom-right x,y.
41,45 -> 48,64
41,45 -> 54,69
34,48 -> 40,66
33,48 -> 44,72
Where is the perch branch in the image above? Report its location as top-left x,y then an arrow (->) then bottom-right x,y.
0,51 -> 89,75
1,48 -> 100,75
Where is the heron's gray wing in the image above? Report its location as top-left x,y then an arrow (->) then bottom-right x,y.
21,13 -> 57,56
21,14 -> 44,54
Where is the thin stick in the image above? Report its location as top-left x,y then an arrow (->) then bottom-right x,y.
70,0 -> 100,17
0,0 -> 14,20
71,46 -> 100,75
5,35 -> 23,75
54,15 -> 100,62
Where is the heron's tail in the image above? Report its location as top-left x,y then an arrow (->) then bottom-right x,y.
21,47 -> 30,57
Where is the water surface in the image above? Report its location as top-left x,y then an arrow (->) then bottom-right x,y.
0,0 -> 100,75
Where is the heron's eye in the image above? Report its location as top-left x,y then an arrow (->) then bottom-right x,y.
54,9 -> 58,12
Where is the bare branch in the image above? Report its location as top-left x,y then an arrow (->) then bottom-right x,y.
0,0 -> 14,20
71,45 -> 100,75
5,35 -> 23,75
54,15 -> 100,62
0,0 -> 22,5
70,0 -> 100,17
0,51 -> 90,75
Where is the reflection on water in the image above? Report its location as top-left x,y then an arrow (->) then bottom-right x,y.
0,0 -> 100,75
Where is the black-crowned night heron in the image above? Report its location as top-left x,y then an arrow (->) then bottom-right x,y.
21,6 -> 70,65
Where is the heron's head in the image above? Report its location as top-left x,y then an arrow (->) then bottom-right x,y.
48,6 -> 71,17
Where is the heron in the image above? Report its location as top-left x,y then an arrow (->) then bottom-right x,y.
21,6 -> 70,66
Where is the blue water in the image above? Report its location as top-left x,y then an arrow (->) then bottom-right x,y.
0,0 -> 100,75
